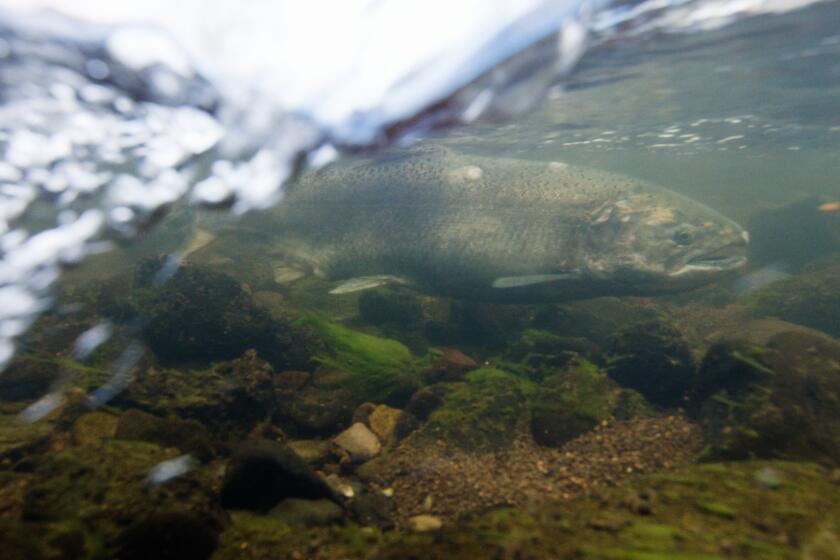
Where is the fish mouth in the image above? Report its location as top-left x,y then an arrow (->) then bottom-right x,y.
670,247 -> 748,276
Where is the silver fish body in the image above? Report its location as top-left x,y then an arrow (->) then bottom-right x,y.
255,146 -> 747,303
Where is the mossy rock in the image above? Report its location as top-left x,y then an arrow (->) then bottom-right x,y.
19,440 -> 225,553
115,409 -> 215,461
606,319 -> 696,408
295,315 -> 422,405
100,258 -> 314,371
746,259 -> 840,337
530,361 -> 653,447
114,350 -> 275,445
693,331 -> 840,466
0,518 -> 108,560
419,368 -> 535,452
502,329 -> 601,381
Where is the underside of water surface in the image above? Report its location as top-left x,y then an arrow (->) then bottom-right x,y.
1,1 -> 840,559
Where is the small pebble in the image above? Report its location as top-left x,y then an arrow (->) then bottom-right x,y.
409,514 -> 443,532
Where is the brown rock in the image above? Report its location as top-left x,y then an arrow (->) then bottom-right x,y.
428,348 -> 478,382
368,405 -> 403,444
333,423 -> 381,463
275,370 -> 311,393
352,402 -> 377,425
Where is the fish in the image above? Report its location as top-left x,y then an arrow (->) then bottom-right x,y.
240,145 -> 748,303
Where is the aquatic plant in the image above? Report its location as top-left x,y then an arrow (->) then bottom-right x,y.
295,315 -> 422,404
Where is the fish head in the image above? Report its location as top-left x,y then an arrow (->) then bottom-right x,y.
581,191 -> 748,293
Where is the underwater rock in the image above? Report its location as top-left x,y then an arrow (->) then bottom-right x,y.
19,440 -> 225,551
357,289 -> 423,327
367,404 -> 404,444
107,259 -> 314,371
503,329 -> 601,380
529,361 -> 652,447
333,423 -> 382,463
605,319 -> 695,408
286,440 -> 333,466
408,514 -> 442,532
219,439 -> 336,512
72,411 -> 118,446
0,358 -> 61,402
268,498 -> 344,527
349,488 -> 394,529
116,350 -> 276,446
746,259 -> 840,337
440,302 -> 527,350
351,402 -> 377,425
404,383 -> 461,421
693,331 -> 840,465
274,383 -> 356,438
425,348 -> 479,383
116,511 -> 219,560
273,370 -> 311,393
115,409 -> 215,462
419,369 -> 532,452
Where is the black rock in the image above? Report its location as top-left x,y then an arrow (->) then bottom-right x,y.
220,439 -> 336,512
116,512 -> 219,560
606,320 -> 695,408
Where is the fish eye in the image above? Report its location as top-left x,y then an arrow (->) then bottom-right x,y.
673,227 -> 695,245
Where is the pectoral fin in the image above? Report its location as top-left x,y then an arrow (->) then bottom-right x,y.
329,275 -> 411,294
491,274 -> 577,289
272,265 -> 307,284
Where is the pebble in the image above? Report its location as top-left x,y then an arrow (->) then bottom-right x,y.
333,423 -> 381,462
408,514 -> 443,532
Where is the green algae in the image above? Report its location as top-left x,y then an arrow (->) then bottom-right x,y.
695,500 -> 736,519
211,461 -> 840,559
20,440 -> 225,550
296,314 -> 423,403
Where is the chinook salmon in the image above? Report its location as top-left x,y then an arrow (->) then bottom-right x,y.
244,146 -> 748,303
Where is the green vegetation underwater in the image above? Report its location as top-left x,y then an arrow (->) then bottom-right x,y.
2,1 -> 840,559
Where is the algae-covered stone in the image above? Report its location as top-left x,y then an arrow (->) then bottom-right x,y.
0,358 -> 61,402
72,411 -> 118,446
104,258 -> 314,370
20,440 -> 224,551
694,331 -> 840,465
420,368 -> 533,451
529,361 -> 652,447
212,461 -> 840,559
115,350 -> 275,445
503,329 -> 601,380
115,409 -> 215,461
606,319 -> 695,408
